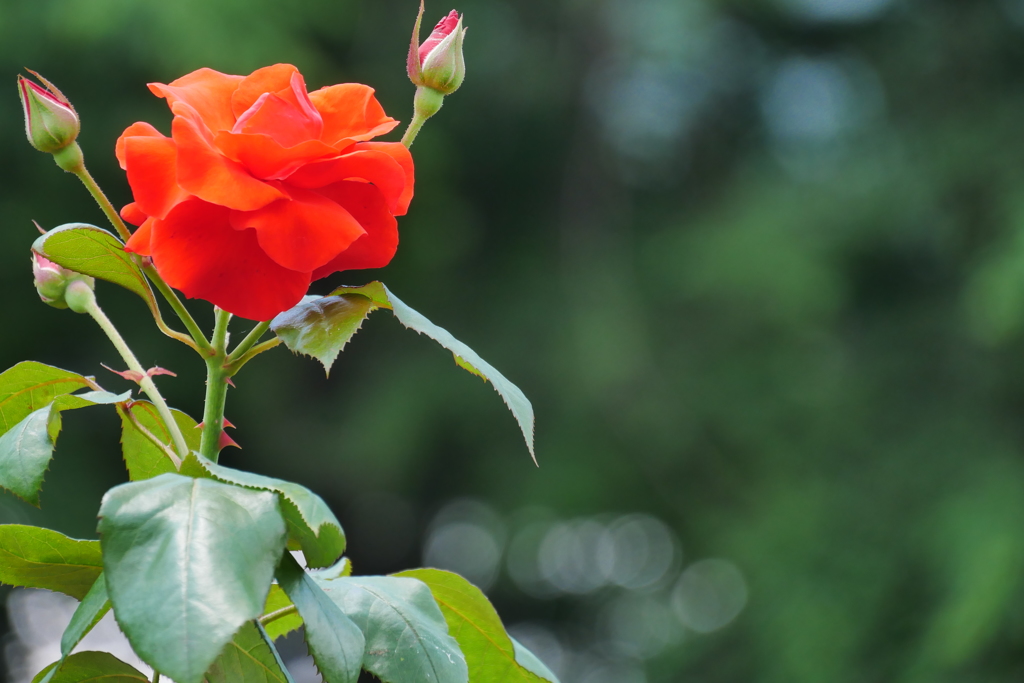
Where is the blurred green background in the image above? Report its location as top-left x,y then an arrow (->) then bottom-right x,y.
4,0 -> 1024,680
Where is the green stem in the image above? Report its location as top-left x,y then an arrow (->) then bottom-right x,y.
142,264 -> 213,355
226,321 -> 271,365
72,162 -> 131,243
68,281 -> 187,463
259,604 -> 298,626
151,671 -> 160,683
227,338 -> 282,374
401,114 -> 428,147
199,308 -> 232,462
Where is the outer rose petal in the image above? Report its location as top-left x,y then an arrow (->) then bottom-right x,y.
124,216 -> 155,252
120,202 -> 149,227
354,141 -> 415,215
122,135 -> 189,219
171,102 -> 284,211
116,122 -> 164,170
309,84 -> 399,146
229,185 -> 365,272
230,64 -> 299,119
311,181 -> 398,279
140,199 -> 311,321
214,131 -> 336,180
285,150 -> 408,215
148,68 -> 243,133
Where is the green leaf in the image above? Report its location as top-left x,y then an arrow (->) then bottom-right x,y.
120,401 -> 200,481
262,584 -> 304,641
32,224 -> 158,315
313,574 -> 468,683
269,294 -> 375,374
98,473 -> 287,683
181,453 -> 345,569
271,282 -> 536,462
32,651 -> 148,683
0,524 -> 102,599
204,621 -> 295,683
395,569 -> 558,683
275,553 -> 363,683
61,574 -> 111,656
0,362 -> 92,432
0,390 -> 129,505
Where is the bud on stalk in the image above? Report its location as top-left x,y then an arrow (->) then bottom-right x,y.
18,71 -> 80,157
403,2 -> 467,146
32,251 -> 94,310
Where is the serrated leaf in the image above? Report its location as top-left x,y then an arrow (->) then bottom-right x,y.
204,621 -> 295,683
98,474 -> 287,683
32,224 -> 158,315
0,390 -> 130,506
32,651 -> 148,683
271,283 -> 535,462
395,569 -> 558,683
181,453 -> 345,569
0,362 -> 91,432
35,576 -> 114,683
0,524 -> 102,599
314,574 -> 467,683
262,584 -> 304,641
120,401 -> 200,481
269,294 -> 375,374
275,553 -> 364,683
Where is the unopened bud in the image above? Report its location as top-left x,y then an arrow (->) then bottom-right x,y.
18,71 -> 80,155
408,5 -> 467,96
31,251 -> 94,310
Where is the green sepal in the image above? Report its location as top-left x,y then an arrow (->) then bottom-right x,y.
98,473 -> 287,683
203,621 -> 295,683
32,651 -> 147,683
270,282 -> 536,461
181,452 -> 345,569
120,401 -> 200,480
396,568 -> 560,682
0,524 -> 102,599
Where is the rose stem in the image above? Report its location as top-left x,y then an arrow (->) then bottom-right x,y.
199,308 -> 232,462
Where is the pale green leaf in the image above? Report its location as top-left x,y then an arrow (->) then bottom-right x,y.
262,584 -> 304,642
204,621 -> 295,683
0,524 -> 102,599
33,651 -> 147,683
120,401 -> 200,481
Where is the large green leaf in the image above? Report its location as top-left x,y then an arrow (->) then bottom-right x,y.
314,574 -> 468,683
395,569 -> 559,683
204,621 -> 295,683
0,524 -> 102,599
181,453 -> 345,569
270,282 -> 535,461
98,474 -> 287,683
120,401 -> 200,481
32,224 -> 158,315
0,390 -> 129,505
32,651 -> 148,683
275,553 -> 363,683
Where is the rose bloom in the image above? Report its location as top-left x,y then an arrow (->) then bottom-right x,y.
117,64 -> 414,320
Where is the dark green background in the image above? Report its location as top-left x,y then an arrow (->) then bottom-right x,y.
4,0 -> 1024,680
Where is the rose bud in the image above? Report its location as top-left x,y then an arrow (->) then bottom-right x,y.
32,251 -> 94,310
18,71 -> 80,154
408,5 -> 467,96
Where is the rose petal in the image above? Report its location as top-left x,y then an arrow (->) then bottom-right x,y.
231,92 -> 322,149
142,199 -> 311,321
171,102 -> 284,211
285,149 -> 408,215
122,135 -> 189,219
229,185 -> 366,272
214,131 -> 337,180
116,122 -> 164,170
311,181 -> 398,279
309,84 -> 399,146
148,68 -> 243,133
354,141 -> 415,215
120,203 -> 149,227
230,64 -> 299,119
124,216 -> 156,253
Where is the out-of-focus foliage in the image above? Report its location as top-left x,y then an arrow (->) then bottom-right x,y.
3,0 -> 1024,681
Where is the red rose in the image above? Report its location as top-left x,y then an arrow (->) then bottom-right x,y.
118,64 -> 414,321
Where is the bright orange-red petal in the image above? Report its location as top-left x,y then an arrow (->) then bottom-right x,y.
116,122 -> 164,170
284,150 -> 408,215
311,181 -> 398,279
230,64 -> 299,119
214,131 -> 337,180
120,203 -> 149,226
229,185 -> 365,272
309,84 -> 399,146
145,199 -> 311,321
171,103 -> 284,211
148,68 -> 243,133
124,216 -> 156,253
231,92 -> 322,149
354,142 -> 415,215
123,135 -> 189,219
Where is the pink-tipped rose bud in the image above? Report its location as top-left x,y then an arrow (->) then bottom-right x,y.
18,71 -> 79,154
408,4 -> 467,96
32,251 -> 94,310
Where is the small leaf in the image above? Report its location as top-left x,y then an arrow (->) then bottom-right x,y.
269,294 -> 375,374
262,584 -> 304,641
181,453 -> 345,569
98,473 -> 287,683
33,651 -> 148,683
0,362 -> 91,433
271,283 -> 536,461
275,553 -> 364,683
32,224 -> 159,316
0,391 -> 130,506
120,401 -> 200,481
395,569 -> 559,683
0,524 -> 102,599
61,574 -> 111,656
314,574 -> 468,683
204,621 -> 295,683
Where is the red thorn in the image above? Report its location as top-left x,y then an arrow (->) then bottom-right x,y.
146,366 -> 177,378
223,417 -> 236,429
225,377 -> 236,388
102,363 -> 144,383
218,431 -> 240,450
195,421 -> 204,429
